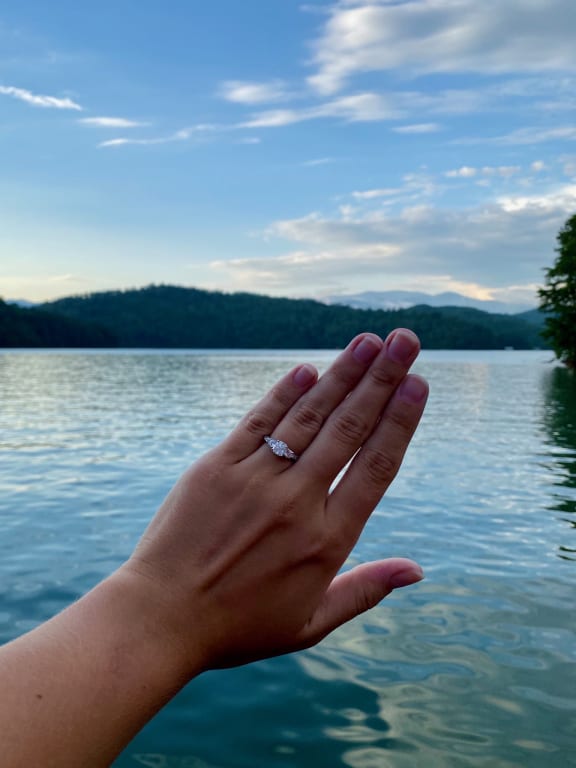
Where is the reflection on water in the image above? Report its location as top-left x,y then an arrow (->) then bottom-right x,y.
542,367 -> 576,561
0,350 -> 575,767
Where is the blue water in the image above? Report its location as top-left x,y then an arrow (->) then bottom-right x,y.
0,349 -> 575,767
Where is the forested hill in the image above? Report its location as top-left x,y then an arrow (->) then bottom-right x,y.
0,298 -> 115,348
27,284 -> 548,350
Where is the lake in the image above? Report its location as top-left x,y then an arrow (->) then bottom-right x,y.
0,349 -> 574,767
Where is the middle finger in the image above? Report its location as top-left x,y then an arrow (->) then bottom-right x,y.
254,332 -> 384,469
294,328 -> 420,484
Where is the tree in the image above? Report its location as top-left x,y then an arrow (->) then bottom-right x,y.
539,213 -> 576,368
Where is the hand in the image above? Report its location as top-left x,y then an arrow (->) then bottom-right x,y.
120,330 -> 428,674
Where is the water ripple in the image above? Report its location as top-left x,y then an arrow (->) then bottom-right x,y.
0,350 -> 574,766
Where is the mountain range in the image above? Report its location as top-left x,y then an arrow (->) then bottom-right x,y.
323,290 -> 536,315
1,285 -> 547,349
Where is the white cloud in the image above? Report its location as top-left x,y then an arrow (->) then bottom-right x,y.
211,183 -> 576,296
352,188 -> 401,199
236,136 -> 262,145
309,0 -> 576,94
98,126 -> 208,148
497,185 -> 576,213
445,165 -> 522,179
219,80 -> 292,104
445,166 -> 477,179
236,85 -> 516,132
393,123 -> 441,134
458,125 -> 576,146
490,166 -> 521,178
0,85 -> 82,110
99,135 -> 181,148
302,157 -> 335,167
318,92 -> 402,120
241,109 -> 302,128
242,91 -> 403,127
531,161 -> 546,172
79,117 -> 148,128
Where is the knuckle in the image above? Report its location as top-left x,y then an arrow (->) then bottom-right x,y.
368,365 -> 400,389
243,409 -> 275,437
270,382 -> 296,410
327,365 -> 359,391
331,410 -> 368,445
386,407 -> 415,436
355,583 -> 380,616
300,527 -> 333,565
361,446 -> 399,486
292,402 -> 325,433
273,494 -> 300,523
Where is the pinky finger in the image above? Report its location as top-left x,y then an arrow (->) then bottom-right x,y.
328,374 -> 428,537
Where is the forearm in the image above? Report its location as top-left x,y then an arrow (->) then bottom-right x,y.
0,570 -> 196,768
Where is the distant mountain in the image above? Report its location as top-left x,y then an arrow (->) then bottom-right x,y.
323,290 -> 536,315
516,308 -> 547,327
35,284 -> 546,350
6,299 -> 37,308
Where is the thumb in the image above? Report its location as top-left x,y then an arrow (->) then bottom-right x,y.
299,558 -> 424,647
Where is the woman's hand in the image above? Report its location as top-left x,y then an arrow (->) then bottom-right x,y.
0,330 -> 428,767
120,329 -> 428,674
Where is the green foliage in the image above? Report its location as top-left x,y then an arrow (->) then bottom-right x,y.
0,286 -> 546,350
539,213 -> 576,368
0,298 -> 116,348
38,284 -> 544,350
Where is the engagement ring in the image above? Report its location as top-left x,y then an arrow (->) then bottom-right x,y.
264,436 -> 299,461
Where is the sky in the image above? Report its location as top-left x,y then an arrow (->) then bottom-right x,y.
1,0 -> 575,306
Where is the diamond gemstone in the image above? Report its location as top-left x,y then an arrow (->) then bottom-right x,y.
264,436 -> 298,460
269,438 -> 286,456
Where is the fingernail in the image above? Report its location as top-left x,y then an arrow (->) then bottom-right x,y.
390,564 -> 424,589
293,364 -> 317,388
397,375 -> 428,405
352,336 -> 383,365
386,329 -> 419,365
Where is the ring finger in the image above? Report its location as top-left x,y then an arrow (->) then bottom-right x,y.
262,328 -> 420,474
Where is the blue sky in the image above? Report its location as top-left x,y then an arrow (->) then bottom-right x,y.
1,0 -> 575,305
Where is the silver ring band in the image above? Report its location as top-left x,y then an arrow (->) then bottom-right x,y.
264,436 -> 299,461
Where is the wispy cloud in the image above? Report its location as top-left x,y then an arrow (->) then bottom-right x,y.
241,91 -> 403,128
302,157 -> 335,167
445,166 -> 478,179
352,188 -> 401,200
309,0 -> 576,94
458,126 -> 576,146
79,117 -> 148,128
393,123 -> 441,134
233,83 -> 534,132
240,109 -> 301,128
445,165 -> 522,179
219,80 -> 292,104
0,85 -> 82,110
484,166 -> 521,178
98,127 -> 203,148
211,183 -> 576,297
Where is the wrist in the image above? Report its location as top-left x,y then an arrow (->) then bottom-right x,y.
105,565 -> 206,686
0,567 -> 205,767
